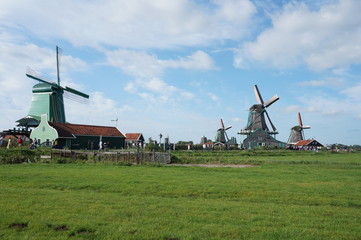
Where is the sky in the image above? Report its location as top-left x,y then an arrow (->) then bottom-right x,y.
1,0 -> 361,145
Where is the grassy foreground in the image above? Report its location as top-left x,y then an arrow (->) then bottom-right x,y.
0,151 -> 360,239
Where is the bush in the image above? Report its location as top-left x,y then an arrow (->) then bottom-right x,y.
145,142 -> 161,152
0,148 -> 38,164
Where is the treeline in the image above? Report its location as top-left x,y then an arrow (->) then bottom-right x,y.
327,144 -> 361,150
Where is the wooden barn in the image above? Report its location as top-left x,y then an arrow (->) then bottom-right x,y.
30,114 -> 125,149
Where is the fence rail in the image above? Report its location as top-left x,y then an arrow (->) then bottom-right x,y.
51,150 -> 171,164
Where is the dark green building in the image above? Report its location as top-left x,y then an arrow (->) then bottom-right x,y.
242,129 -> 285,149
30,114 -> 125,149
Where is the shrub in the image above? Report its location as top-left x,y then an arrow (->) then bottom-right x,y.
0,148 -> 38,164
145,142 -> 161,152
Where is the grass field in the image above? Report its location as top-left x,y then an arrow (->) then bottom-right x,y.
0,151 -> 360,239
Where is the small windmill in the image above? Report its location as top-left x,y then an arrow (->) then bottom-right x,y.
215,119 -> 232,144
17,46 -> 89,127
239,85 -> 279,136
288,112 -> 311,144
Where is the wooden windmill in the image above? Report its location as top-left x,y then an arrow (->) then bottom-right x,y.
239,85 -> 279,136
17,46 -> 89,128
215,119 -> 232,144
288,112 -> 311,144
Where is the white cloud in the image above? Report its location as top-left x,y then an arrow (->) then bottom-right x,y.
214,0 -> 256,24
298,77 -> 344,87
207,92 -> 220,102
0,0 -> 256,49
291,96 -> 343,116
65,91 -> 132,126
106,49 -> 215,76
164,51 -> 216,70
106,49 -> 215,103
287,81 -> 361,118
341,82 -> 361,101
235,0 -> 361,71
231,117 -> 243,123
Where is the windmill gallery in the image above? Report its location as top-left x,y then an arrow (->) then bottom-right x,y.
2,47 -> 322,150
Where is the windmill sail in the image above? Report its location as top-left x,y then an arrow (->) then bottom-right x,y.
264,95 -> 279,108
253,85 -> 264,105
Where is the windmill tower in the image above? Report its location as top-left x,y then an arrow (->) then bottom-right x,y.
17,46 -> 89,128
215,119 -> 232,144
239,85 -> 279,136
288,112 -> 311,144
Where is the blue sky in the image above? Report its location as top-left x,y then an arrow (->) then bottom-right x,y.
1,0 -> 361,145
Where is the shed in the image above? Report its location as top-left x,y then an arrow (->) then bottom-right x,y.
125,133 -> 145,148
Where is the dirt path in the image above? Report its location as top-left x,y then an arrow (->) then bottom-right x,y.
169,164 -> 254,168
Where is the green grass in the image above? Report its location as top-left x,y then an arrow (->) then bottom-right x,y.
172,150 -> 361,165
0,151 -> 360,239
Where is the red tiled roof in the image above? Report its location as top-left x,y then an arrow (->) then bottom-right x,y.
125,133 -> 143,141
49,122 -> 125,138
294,139 -> 313,146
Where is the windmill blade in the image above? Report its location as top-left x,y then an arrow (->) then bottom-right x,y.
264,95 -> 279,108
56,46 -> 62,86
253,85 -> 264,105
220,119 -> 225,129
225,125 -> 232,130
301,128 -> 305,140
224,129 -> 230,142
298,112 -> 303,126
64,91 -> 89,104
64,86 -> 89,99
302,125 -> 311,129
264,110 -> 277,132
26,67 -> 58,87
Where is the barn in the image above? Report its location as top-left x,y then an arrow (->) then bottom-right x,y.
243,129 -> 286,149
30,114 -> 125,149
294,139 -> 323,150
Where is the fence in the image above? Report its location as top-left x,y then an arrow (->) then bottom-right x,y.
50,150 -> 171,164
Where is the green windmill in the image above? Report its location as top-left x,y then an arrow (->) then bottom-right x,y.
17,46 -> 89,128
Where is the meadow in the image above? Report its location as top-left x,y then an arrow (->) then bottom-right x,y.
0,150 -> 360,239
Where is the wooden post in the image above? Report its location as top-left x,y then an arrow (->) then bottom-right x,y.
136,146 -> 140,164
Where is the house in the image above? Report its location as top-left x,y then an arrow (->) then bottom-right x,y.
243,129 -> 286,149
125,133 -> 145,148
30,114 -> 125,149
294,139 -> 323,151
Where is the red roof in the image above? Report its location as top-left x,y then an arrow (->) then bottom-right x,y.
294,139 -> 323,147
295,140 -> 313,146
125,133 -> 144,141
49,122 -> 125,138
